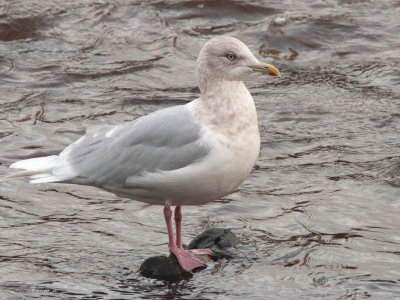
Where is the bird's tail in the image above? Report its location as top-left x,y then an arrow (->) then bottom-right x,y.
7,155 -> 62,184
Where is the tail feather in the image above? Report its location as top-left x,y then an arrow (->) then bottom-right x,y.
8,155 -> 62,183
10,155 -> 58,172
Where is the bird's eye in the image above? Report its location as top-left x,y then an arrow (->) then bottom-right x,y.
226,53 -> 236,60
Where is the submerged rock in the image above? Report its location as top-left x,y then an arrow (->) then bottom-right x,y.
139,228 -> 238,281
187,228 -> 238,260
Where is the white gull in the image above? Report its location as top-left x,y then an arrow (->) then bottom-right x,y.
9,36 -> 280,271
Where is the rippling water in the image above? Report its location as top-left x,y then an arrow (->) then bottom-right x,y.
1,0 -> 400,299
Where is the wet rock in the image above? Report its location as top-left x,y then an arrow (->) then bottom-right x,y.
139,228 -> 238,281
139,255 -> 193,282
187,228 -> 238,260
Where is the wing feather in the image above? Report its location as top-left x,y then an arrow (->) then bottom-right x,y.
53,103 -> 210,186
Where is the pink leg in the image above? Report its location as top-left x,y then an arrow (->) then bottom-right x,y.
175,206 -> 213,256
163,204 -> 212,271
174,206 -> 182,248
164,205 -> 175,250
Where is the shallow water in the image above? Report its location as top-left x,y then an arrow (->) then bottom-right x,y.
1,0 -> 400,299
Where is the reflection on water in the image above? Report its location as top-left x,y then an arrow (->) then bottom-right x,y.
1,0 -> 399,299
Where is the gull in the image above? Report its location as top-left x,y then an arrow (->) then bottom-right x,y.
9,37 -> 280,271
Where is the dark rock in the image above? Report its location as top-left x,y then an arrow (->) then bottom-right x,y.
139,228 -> 238,281
139,255 -> 193,282
187,228 -> 238,260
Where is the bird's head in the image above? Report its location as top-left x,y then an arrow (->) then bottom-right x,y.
196,36 -> 280,90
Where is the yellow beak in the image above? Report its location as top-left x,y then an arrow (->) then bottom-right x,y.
251,63 -> 281,78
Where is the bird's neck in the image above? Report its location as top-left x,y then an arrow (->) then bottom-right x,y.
192,80 -> 259,137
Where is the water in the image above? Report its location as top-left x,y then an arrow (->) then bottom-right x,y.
1,0 -> 399,299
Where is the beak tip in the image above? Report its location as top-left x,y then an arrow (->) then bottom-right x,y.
268,72 -> 281,78
253,63 -> 281,78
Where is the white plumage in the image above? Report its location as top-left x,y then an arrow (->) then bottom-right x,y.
9,37 -> 280,271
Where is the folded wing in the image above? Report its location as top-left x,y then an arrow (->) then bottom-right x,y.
12,103 -> 211,187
